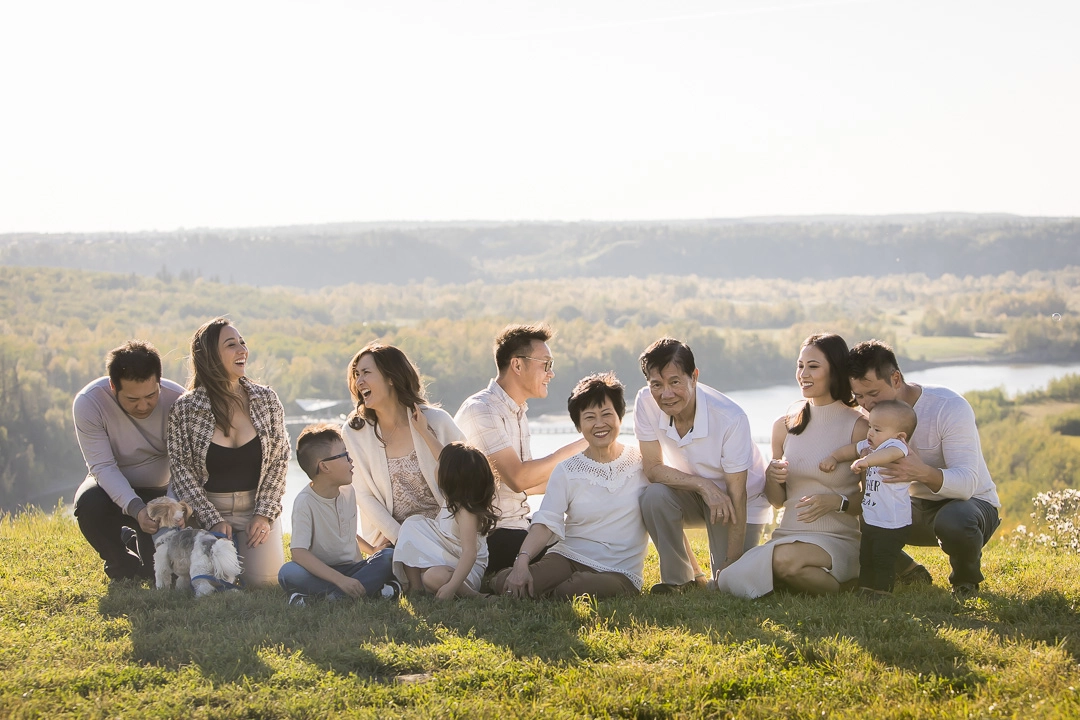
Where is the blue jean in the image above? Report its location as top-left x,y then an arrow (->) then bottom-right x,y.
895,497 -> 1000,586
277,547 -> 394,599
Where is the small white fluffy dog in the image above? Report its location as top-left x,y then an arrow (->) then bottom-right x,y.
147,497 -> 243,597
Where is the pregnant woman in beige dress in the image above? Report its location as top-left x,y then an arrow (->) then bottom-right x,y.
717,333 -> 868,597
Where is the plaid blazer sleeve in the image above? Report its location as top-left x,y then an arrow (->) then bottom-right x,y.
166,391 -> 223,528
248,380 -> 289,522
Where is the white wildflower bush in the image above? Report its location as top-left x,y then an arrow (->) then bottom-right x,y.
1012,489 -> 1080,553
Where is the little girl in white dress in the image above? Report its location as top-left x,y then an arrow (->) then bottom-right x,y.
393,441 -> 498,599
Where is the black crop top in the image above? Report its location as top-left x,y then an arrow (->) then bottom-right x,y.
204,436 -> 262,493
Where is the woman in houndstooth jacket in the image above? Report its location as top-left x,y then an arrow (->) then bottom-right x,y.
167,317 -> 289,587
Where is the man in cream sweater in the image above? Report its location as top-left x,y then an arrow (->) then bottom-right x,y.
848,340 -> 1001,600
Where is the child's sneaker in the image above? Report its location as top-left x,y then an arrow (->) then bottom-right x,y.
287,592 -> 309,607
380,580 -> 402,600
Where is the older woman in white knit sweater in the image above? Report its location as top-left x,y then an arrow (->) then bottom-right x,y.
493,373 -> 649,599
717,333 -> 869,598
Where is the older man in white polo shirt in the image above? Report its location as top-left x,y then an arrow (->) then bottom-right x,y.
635,337 -> 772,592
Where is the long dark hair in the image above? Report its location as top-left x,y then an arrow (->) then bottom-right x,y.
786,333 -> 857,436
437,442 -> 498,536
345,342 -> 428,443
189,317 -> 246,437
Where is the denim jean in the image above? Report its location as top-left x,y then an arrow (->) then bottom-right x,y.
278,547 -> 395,599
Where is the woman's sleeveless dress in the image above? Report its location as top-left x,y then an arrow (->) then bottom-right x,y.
716,401 -> 863,598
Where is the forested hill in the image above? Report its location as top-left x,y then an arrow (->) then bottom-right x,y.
2,214 -> 1077,289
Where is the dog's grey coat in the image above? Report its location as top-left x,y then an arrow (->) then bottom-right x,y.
148,496 -> 244,597
163,527 -> 220,562
154,526 -> 242,596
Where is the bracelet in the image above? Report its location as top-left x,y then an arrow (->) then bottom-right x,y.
517,551 -> 530,561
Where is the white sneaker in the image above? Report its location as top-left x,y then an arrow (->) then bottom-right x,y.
287,592 -> 309,607
380,580 -> 402,599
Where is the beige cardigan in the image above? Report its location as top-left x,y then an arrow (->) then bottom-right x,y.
341,405 -> 465,546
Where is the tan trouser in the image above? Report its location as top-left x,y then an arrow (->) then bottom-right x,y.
640,483 -> 764,585
205,490 -> 284,587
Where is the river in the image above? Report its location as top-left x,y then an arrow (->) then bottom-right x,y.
278,361 -> 1080,532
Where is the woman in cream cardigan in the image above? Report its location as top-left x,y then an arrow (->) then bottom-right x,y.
342,342 -> 465,552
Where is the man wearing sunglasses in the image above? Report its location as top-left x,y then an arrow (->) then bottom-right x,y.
455,323 -> 588,575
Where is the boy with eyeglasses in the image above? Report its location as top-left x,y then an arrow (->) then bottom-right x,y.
278,424 -> 399,605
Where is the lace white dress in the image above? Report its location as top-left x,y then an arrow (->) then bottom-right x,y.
392,507 -> 489,592
531,444 -> 651,589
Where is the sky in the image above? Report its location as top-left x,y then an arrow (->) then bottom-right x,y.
1,0 -> 1077,234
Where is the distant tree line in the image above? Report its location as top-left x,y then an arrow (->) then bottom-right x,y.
0,262 -> 1077,511
2,215 -> 1077,289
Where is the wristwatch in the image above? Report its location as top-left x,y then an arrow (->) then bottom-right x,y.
837,496 -> 849,513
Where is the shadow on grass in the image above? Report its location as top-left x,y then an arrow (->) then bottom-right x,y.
98,583 -> 425,683
944,588 -> 1080,662
594,587 -> 977,676
97,582 -> 594,683
97,577 -> 1080,692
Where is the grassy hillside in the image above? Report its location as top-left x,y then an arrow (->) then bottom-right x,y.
970,376 -> 1080,531
3,509 -> 1080,719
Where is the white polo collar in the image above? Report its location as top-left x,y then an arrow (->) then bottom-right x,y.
662,384 -> 710,447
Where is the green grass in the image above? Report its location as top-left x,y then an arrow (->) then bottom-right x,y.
4,509 -> 1080,719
